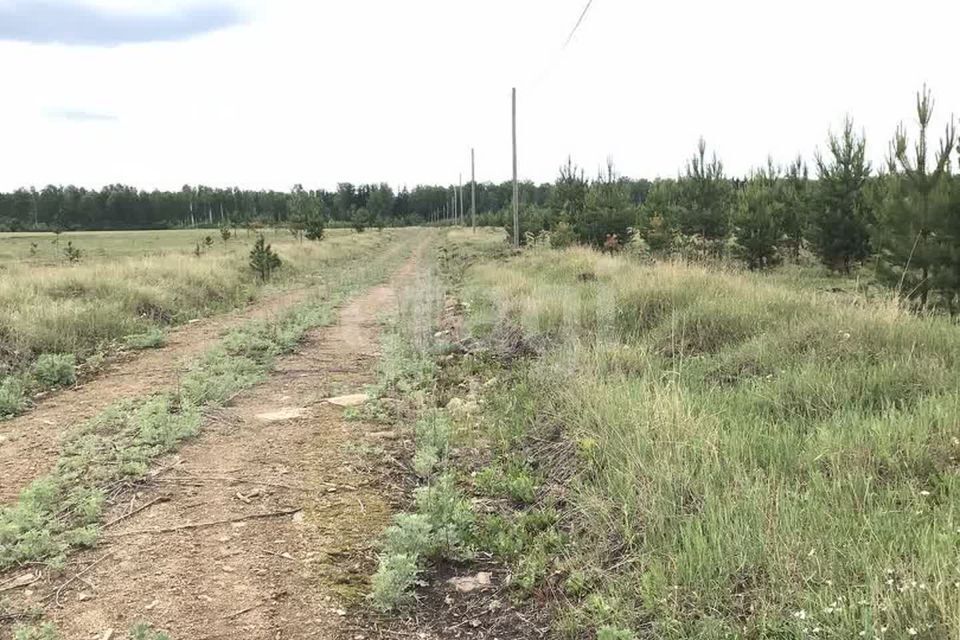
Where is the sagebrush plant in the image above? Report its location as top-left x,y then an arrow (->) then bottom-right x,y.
12,623 -> 59,640
0,375 -> 26,415
370,552 -> 420,612
123,327 -> 166,350
474,459 -> 537,504
31,353 -> 76,387
369,237 -> 482,611
129,623 -> 170,640
460,243 -> 960,638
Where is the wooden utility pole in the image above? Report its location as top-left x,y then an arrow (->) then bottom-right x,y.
511,87 -> 519,247
470,148 -> 476,232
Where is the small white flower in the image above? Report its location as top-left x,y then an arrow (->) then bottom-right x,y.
920,491 -> 931,496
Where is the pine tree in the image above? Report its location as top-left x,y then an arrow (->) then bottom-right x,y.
352,208 -> 371,233
638,180 -> 683,253
732,164 -> 784,269
573,160 -> 636,247
678,138 -> 733,253
875,86 -> 956,307
809,118 -> 873,272
249,234 -> 281,281
549,157 -> 588,223
304,211 -> 325,240
780,157 -> 810,262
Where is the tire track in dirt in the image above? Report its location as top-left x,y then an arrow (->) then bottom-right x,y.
0,286 -> 315,504
0,247 -> 422,639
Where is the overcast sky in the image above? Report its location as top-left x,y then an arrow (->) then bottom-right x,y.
1,0 -> 959,192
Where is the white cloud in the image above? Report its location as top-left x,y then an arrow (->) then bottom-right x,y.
0,0 -> 958,191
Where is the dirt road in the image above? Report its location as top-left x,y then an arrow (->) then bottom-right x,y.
1,251 -> 420,639
0,286 -> 316,504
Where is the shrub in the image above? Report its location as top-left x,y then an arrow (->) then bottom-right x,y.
123,328 -> 166,350
32,353 -> 76,387
352,208 -> 372,233
304,213 -> 325,241
412,445 -> 441,478
414,411 -> 452,452
475,461 -> 537,504
504,206 -> 557,246
129,623 -> 170,640
549,222 -> 577,249
597,626 -> 635,640
413,473 -> 474,553
63,241 -> 82,263
0,375 -> 26,415
382,513 -> 436,557
13,624 -> 60,640
370,552 -> 419,611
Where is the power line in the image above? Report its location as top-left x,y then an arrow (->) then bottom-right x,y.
562,0 -> 594,49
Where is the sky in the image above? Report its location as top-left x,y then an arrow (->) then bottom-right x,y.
1,0 -> 959,192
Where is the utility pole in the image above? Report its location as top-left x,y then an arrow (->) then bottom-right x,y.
511,87 -> 519,247
470,148 -> 476,232
458,173 -> 464,225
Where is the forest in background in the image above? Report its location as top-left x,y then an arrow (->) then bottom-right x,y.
0,178 -> 651,231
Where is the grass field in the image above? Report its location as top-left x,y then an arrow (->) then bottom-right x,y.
0,227 -> 340,264
0,228 -> 389,413
409,233 -> 960,638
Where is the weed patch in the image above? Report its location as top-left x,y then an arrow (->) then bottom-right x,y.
122,328 -> 166,350
31,354 -> 75,388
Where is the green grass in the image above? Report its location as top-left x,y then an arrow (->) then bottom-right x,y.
456,244 -> 960,639
0,230 -> 424,572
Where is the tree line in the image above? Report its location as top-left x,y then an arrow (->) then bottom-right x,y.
0,180 -> 635,232
511,87 -> 960,312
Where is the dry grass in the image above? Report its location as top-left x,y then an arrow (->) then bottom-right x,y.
0,228 -> 397,378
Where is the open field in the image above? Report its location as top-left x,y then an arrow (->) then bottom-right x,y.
0,228 -> 380,414
0,228 -> 316,264
3,226 -> 960,640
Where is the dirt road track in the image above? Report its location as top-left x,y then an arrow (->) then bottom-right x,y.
0,287 -> 314,504
0,250 -> 420,639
